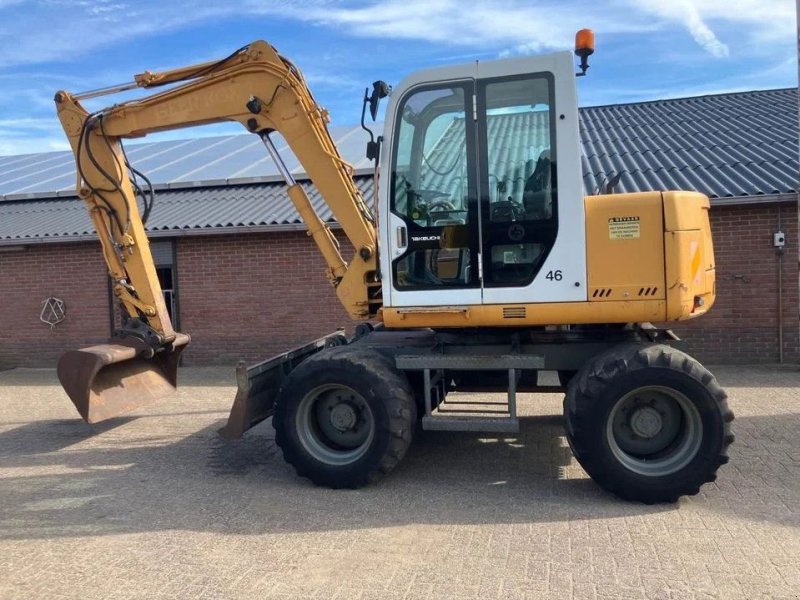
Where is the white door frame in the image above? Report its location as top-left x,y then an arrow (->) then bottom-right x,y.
379,64 -> 481,308
477,52 -> 587,304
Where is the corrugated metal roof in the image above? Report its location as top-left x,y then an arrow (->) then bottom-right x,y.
0,125 -> 375,200
0,87 -> 796,243
580,88 -> 798,197
0,177 -> 374,242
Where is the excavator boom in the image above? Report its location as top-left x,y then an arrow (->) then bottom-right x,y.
55,41 -> 380,422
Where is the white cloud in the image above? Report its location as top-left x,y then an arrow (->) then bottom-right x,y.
683,6 -> 729,57
303,71 -> 362,89
628,0 -> 795,57
283,0 -> 649,55
0,135 -> 68,156
0,0 -> 792,69
0,0 -> 794,155
627,0 -> 727,57
0,117 -> 61,130
261,0 -> 793,59
0,1 -> 290,68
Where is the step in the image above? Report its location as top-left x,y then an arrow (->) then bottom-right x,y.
422,415 -> 519,433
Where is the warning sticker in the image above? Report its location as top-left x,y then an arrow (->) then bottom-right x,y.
609,216 -> 640,240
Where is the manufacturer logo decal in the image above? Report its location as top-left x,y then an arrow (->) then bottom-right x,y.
410,234 -> 441,243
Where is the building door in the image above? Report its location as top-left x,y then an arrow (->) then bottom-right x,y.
150,240 -> 179,328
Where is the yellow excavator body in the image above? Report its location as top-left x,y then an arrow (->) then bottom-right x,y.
53,39 -> 714,426
46,33 -> 736,505
382,190 -> 716,328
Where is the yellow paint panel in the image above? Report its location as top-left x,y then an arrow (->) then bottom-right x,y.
662,190 -> 716,321
662,191 -> 709,231
585,192 -> 665,301
383,300 -> 667,329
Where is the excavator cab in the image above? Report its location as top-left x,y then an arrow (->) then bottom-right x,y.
377,51 -> 583,310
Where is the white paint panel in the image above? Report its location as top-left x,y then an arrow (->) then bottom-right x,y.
478,52 -> 587,304
381,52 -> 587,308
380,61 -> 482,308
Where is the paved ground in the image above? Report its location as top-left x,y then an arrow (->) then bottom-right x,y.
0,365 -> 798,600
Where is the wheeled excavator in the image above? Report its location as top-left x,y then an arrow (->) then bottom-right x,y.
54,31 -> 733,503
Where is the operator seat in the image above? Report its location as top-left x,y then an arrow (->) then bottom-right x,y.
523,149 -> 553,219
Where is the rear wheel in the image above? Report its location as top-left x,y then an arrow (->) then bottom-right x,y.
564,343 -> 733,503
273,347 -> 416,488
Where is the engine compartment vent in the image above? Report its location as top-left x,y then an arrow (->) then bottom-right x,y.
592,288 -> 613,298
502,306 -> 527,319
638,287 -> 659,296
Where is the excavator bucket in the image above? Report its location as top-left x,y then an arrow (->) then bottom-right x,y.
57,333 -> 190,424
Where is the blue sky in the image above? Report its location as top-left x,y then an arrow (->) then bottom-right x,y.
0,0 -> 796,156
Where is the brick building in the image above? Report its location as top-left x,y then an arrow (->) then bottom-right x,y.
1,88 -> 797,367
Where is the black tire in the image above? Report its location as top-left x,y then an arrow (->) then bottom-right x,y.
273,346 -> 416,489
564,343 -> 734,504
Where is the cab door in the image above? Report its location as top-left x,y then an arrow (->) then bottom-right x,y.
476,53 -> 587,304
383,75 -> 483,307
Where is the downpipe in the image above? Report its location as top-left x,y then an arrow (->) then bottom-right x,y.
777,202 -> 784,364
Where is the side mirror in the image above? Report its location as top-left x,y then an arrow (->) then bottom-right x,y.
368,80 -> 391,121
361,80 -> 391,163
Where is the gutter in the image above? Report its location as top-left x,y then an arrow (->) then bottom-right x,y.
0,222 -> 343,247
710,193 -> 798,206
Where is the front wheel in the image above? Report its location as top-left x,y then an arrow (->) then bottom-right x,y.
564,344 -> 734,503
273,347 -> 416,489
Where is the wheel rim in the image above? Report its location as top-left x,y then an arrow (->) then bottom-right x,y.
296,384 -> 375,466
606,385 -> 702,477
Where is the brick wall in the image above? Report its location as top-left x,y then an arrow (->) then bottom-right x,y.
0,243 -> 110,369
175,231 -> 353,365
1,201 -> 797,368
671,202 -> 800,364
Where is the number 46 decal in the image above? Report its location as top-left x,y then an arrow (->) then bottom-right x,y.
545,270 -> 563,281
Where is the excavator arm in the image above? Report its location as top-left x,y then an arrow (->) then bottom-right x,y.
55,41 -> 381,423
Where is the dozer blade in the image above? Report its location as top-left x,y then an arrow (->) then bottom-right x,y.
220,331 -> 347,440
57,333 -> 190,424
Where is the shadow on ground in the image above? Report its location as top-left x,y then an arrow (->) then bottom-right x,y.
708,365 -> 800,388
0,412 -> 681,540
0,367 -> 235,387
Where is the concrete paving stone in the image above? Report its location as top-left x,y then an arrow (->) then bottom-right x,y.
0,365 -> 799,599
